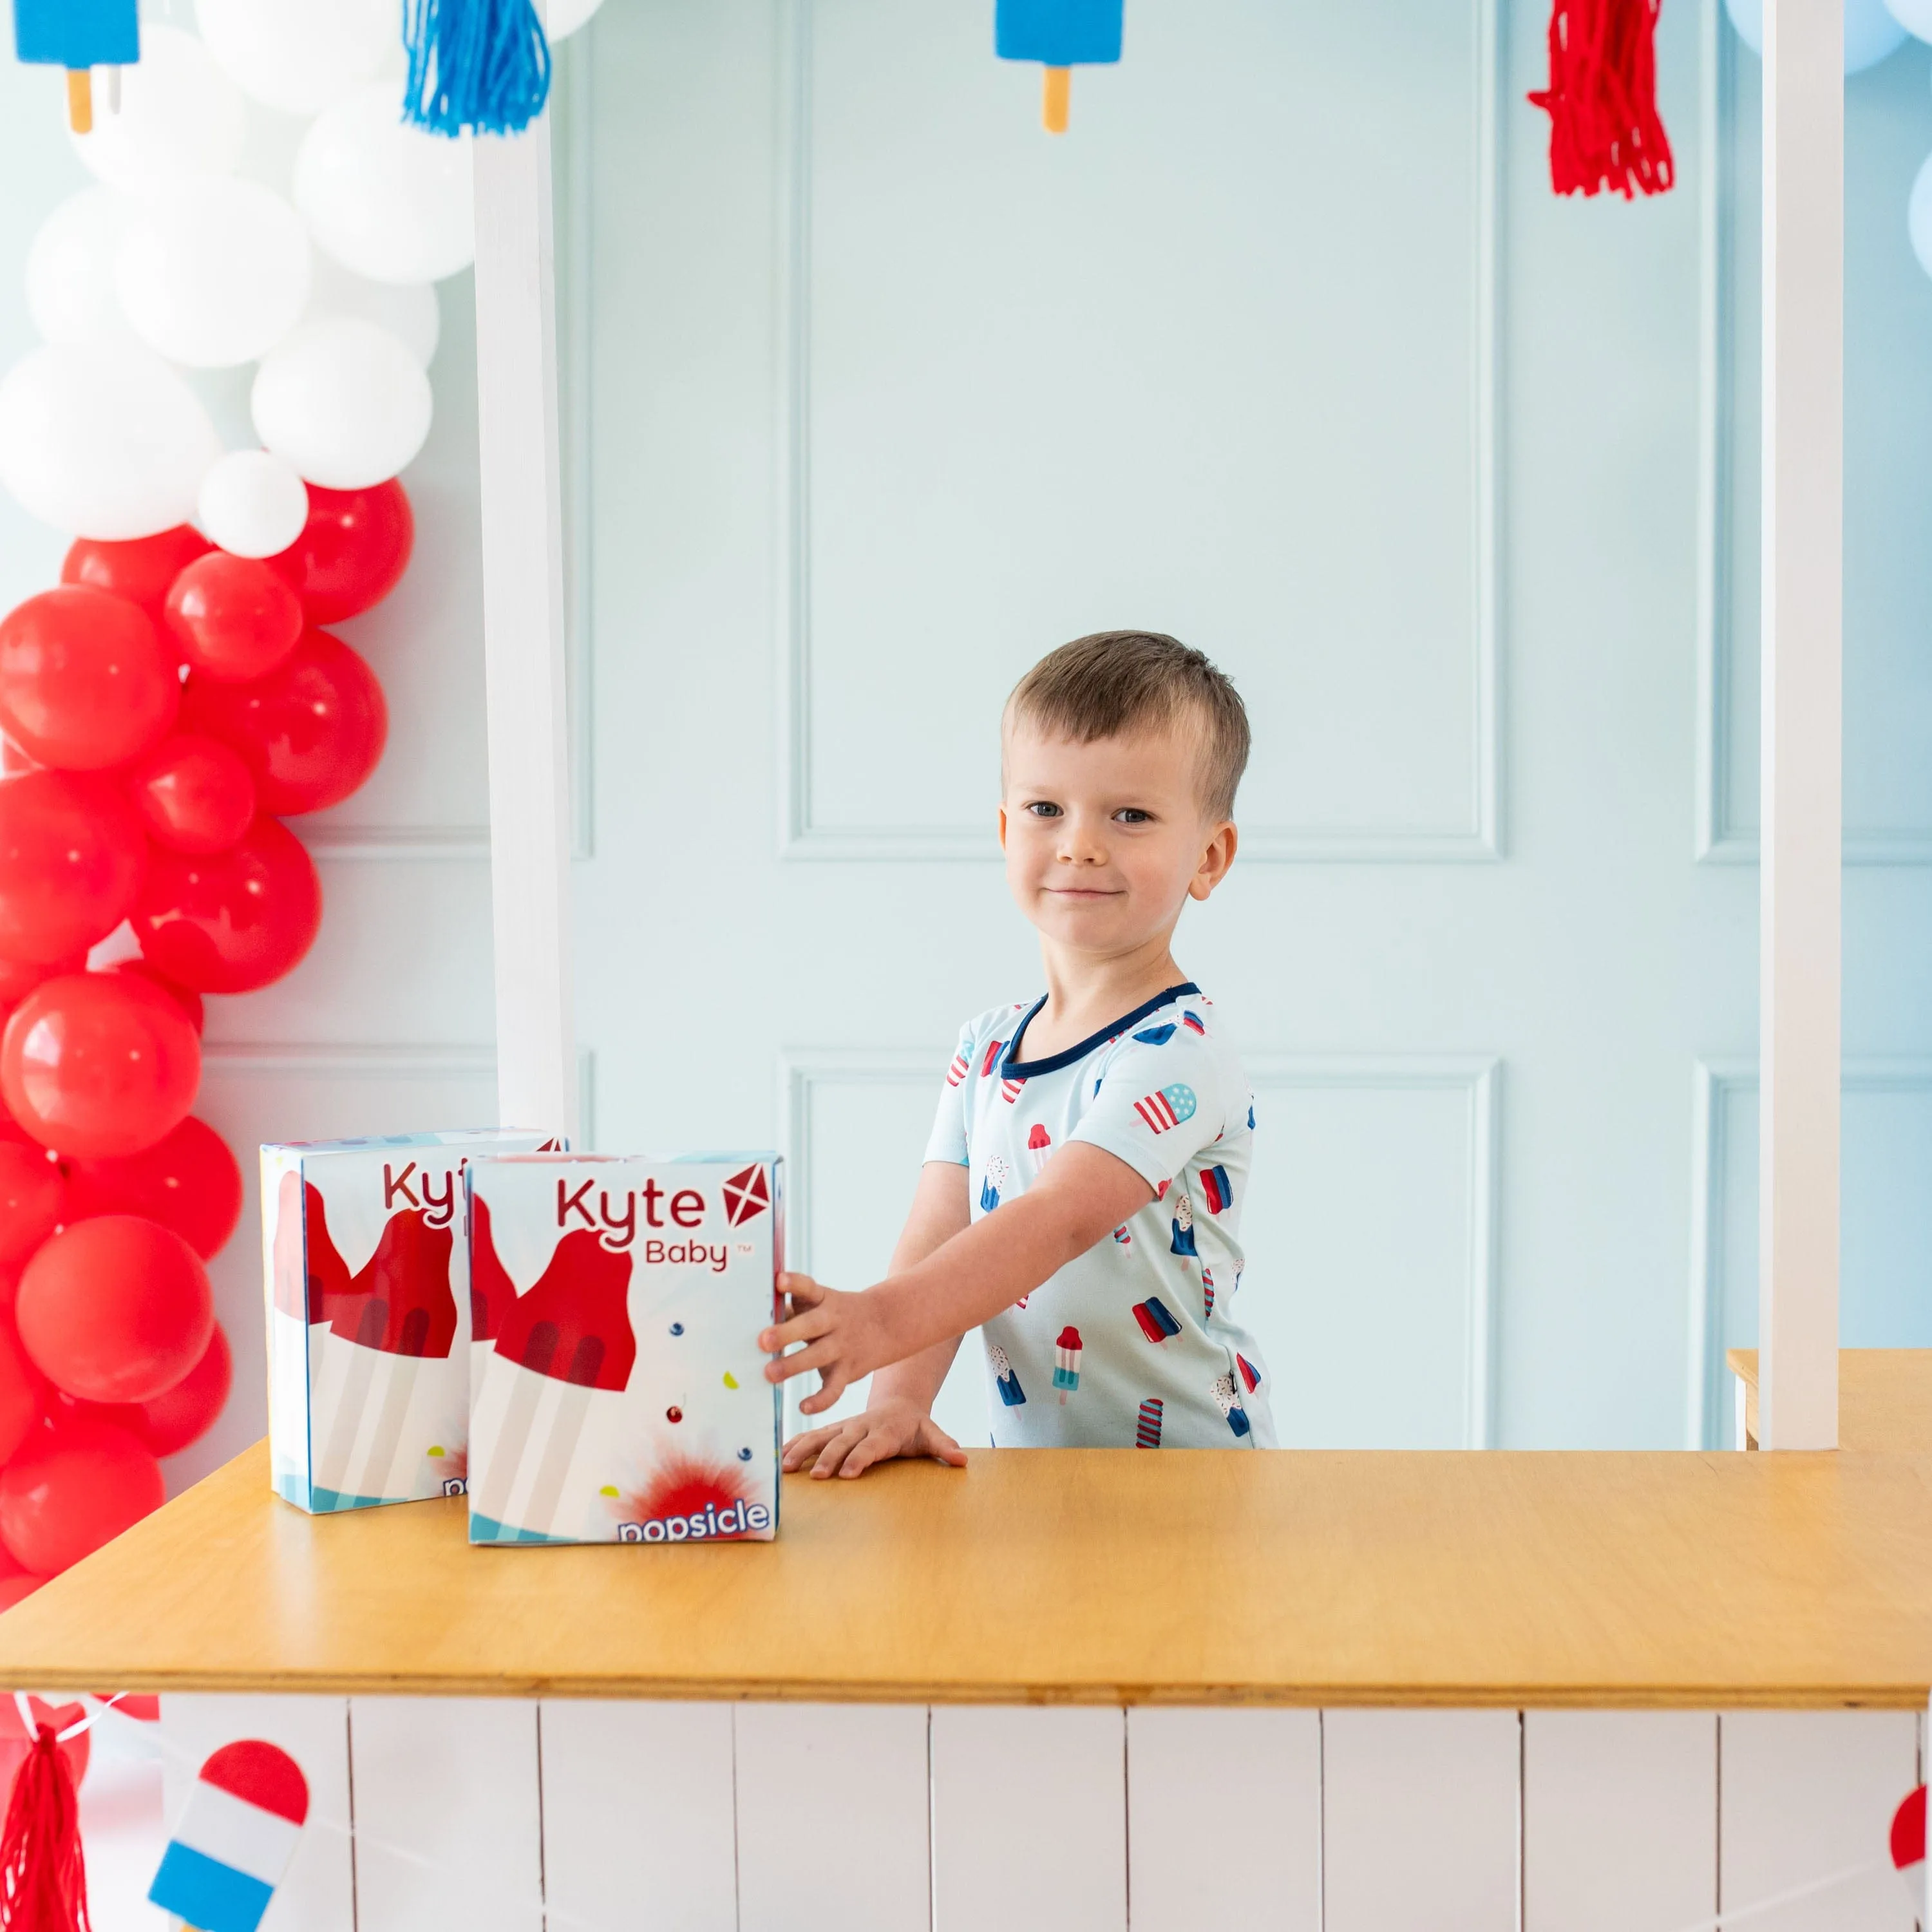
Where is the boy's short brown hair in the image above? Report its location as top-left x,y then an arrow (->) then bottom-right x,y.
1003,630 -> 1251,821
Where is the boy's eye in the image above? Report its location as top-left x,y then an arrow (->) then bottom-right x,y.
1024,801 -> 1062,818
1114,808 -> 1152,824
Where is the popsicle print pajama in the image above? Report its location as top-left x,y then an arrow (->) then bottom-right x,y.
924,983 -> 1276,1450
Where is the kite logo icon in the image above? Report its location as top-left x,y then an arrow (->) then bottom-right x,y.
149,1739 -> 309,1932
1199,1165 -> 1233,1215
723,1166 -> 770,1226
1132,1083 -> 1197,1133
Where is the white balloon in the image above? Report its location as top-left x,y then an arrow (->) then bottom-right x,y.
0,341 -> 222,539
544,0 -> 607,40
117,178 -> 312,370
1727,0 -> 1908,70
294,82 -> 474,285
252,317 -> 432,488
1886,0 -> 1932,43
298,251 -> 440,368
195,0 -> 397,116
198,448 -> 309,556
25,188 -> 138,345
70,24 -> 247,193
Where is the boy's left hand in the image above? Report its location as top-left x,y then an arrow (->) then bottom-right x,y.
760,1272 -> 898,1414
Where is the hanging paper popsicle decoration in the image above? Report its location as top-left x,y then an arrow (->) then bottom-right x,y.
996,0 -> 1124,135
11,0 -> 138,135
149,1740 -> 309,1932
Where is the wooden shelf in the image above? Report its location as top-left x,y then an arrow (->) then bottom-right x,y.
1727,1348 -> 1932,1453
0,1441 -> 1929,1709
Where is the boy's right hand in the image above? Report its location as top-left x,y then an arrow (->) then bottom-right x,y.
781,1398 -> 969,1481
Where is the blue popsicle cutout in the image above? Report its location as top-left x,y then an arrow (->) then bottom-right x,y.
995,0 -> 1122,133
14,0 -> 138,133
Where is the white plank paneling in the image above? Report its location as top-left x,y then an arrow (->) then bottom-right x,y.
930,1705 -> 1125,1932
540,1700 -> 737,1932
349,1695 -> 543,1932
1720,1710 -> 1920,1932
159,1694 -> 355,1932
734,1702 -> 929,1932
1322,1708 -> 1519,1932
1523,1709 -> 1716,1932
1126,1707 -> 1319,1932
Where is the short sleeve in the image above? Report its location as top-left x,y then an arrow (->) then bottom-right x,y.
1067,1030 -> 1228,1189
922,1021 -> 977,1167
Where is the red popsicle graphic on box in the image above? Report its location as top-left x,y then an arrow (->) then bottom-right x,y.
466,1152 -> 782,1544
261,1130 -> 560,1513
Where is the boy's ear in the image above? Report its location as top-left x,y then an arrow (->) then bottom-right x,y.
1189,821 -> 1238,901
998,804 -> 1009,850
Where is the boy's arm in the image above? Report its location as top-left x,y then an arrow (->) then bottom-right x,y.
763,1144 -> 1153,1416
779,1161 -> 971,1477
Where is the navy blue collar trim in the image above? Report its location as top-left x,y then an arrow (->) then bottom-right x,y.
1000,983 -> 1201,1079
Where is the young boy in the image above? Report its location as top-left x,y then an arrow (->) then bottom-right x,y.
762,630 -> 1274,1473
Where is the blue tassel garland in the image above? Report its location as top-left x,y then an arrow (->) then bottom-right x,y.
401,0 -> 551,138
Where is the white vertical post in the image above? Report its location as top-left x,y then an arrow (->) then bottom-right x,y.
1757,0 -> 1842,1450
473,113 -> 578,1141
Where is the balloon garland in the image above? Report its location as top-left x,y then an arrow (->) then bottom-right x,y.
0,490 -> 405,1603
0,0 -> 632,1607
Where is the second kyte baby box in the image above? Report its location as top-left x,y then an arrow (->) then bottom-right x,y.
466,1152 -> 784,1545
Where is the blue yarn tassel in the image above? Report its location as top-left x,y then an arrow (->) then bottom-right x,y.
401,0 -> 551,137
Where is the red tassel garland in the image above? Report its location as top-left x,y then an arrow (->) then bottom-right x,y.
0,1726 -> 88,1932
1528,0 -> 1675,198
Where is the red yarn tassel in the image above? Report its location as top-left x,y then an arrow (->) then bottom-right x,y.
1528,0 -> 1675,198
0,1727 -> 88,1932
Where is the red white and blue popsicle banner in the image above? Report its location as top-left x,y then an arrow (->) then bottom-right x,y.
148,1739 -> 308,1932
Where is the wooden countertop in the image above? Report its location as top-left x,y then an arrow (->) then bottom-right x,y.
0,1443 -> 1929,1709
1728,1348 -> 1932,1453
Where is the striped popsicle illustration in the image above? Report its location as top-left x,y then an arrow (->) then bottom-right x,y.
310,1208 -> 457,1505
1054,1325 -> 1082,1402
471,1224 -> 636,1540
149,1739 -> 308,1932
1135,1397 -> 1163,1448
1131,1297 -> 1180,1343
1201,1266 -> 1215,1321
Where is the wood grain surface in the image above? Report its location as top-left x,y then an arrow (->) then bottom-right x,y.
1727,1349 -> 1932,1454
0,1442 -> 1927,1707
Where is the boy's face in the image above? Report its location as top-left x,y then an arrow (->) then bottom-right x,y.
999,720 -> 1236,958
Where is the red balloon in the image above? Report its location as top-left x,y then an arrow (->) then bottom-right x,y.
0,1142 -> 61,1272
17,1215 -> 213,1403
63,1115 -> 240,1260
0,952 -> 83,1030
0,770 -> 147,963
267,480 -> 413,623
0,587 -> 179,772
0,1316 -> 42,1466
0,1414 -> 164,1574
62,526 -> 211,628
163,553 -> 304,685
0,1697 -> 90,1787
86,1321 -> 231,1458
105,960 -> 204,1036
125,733 -> 256,855
0,972 -> 201,1158
180,630 -> 386,817
135,816 -> 321,994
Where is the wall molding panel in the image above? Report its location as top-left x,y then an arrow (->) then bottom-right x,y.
1692,1 -> 1932,867
1685,1055 -> 1932,1447
773,0 -> 1504,865
1245,1053 -> 1502,1450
